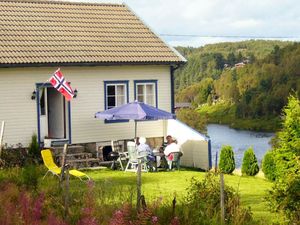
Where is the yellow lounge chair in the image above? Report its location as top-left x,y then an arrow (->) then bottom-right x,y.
41,149 -> 90,181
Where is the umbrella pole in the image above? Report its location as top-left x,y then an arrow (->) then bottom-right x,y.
135,120 -> 142,212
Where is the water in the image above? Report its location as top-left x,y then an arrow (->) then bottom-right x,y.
207,124 -> 274,168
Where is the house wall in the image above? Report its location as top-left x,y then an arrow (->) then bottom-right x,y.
0,65 -> 171,146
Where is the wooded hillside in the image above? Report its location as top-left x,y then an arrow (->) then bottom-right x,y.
175,40 -> 300,131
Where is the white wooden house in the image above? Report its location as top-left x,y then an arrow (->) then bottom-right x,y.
0,0 -> 211,169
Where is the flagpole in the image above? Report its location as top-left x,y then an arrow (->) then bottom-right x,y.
37,79 -> 49,90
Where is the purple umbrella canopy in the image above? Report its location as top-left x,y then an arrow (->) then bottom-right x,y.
95,101 -> 175,121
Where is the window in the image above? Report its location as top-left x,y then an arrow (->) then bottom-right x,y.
134,80 -> 157,107
104,80 -> 129,109
106,84 -> 126,109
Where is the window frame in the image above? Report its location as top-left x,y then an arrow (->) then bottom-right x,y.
104,80 -> 129,123
134,80 -> 158,108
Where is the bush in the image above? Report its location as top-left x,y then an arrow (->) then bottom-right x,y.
182,173 -> 253,225
267,170 -> 300,224
241,147 -> 259,176
262,151 -> 276,181
219,145 -> 235,174
266,95 -> 300,222
1,144 -> 27,168
28,134 -> 40,164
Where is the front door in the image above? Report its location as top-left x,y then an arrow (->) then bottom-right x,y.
38,86 -> 68,142
47,87 -> 66,139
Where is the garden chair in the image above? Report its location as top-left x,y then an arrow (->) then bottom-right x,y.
167,152 -> 182,170
125,142 -> 148,172
41,149 -> 90,181
111,140 -> 128,170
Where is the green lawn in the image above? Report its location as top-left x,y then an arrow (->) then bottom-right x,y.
0,166 -> 275,224
86,168 -> 275,223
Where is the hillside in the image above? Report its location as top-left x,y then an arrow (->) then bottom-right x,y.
175,40 -> 291,90
174,40 -> 300,132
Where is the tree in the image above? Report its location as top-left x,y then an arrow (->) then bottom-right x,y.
241,147 -> 259,176
176,108 -> 207,133
219,145 -> 235,174
273,95 -> 300,178
262,151 -> 276,181
267,95 -> 300,223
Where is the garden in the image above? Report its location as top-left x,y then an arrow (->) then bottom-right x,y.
0,95 -> 299,225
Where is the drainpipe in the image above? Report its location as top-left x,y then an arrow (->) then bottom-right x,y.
170,65 -> 180,114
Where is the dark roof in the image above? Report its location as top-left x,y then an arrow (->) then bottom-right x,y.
0,0 -> 186,66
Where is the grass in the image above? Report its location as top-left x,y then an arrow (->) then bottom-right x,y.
86,168 -> 275,223
0,166 -> 276,224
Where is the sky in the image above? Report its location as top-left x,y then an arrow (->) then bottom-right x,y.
75,0 -> 300,47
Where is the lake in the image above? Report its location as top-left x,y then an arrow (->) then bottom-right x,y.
207,124 -> 274,168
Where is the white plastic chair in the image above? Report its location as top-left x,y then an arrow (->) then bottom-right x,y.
125,141 -> 148,172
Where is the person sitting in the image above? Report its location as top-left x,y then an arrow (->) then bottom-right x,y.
137,137 -> 156,170
164,136 -> 181,170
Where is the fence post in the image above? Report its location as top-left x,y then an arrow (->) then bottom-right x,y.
220,173 -> 225,224
215,151 -> 218,173
60,144 -> 68,183
136,159 -> 142,212
64,166 -> 70,219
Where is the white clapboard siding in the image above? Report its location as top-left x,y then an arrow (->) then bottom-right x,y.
0,65 -> 171,146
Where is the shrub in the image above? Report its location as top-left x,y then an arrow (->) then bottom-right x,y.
20,165 -> 41,190
28,134 -> 40,164
266,95 -> 300,222
1,144 -> 27,168
182,173 -> 253,225
267,169 -> 300,224
241,147 -> 259,176
219,145 -> 235,174
262,151 -> 276,181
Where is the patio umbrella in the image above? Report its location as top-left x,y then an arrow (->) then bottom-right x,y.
95,101 -> 175,139
95,101 -> 175,210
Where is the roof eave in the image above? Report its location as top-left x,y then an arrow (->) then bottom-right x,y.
0,61 -> 185,68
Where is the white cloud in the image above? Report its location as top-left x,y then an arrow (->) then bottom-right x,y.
231,19 -> 262,29
72,0 -> 300,46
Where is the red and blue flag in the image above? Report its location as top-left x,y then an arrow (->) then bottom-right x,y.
49,69 -> 74,101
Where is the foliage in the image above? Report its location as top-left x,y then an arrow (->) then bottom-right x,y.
0,166 -> 277,224
262,151 -> 276,181
0,182 -> 66,225
28,134 -> 40,164
176,108 -> 207,133
175,40 -> 291,90
20,164 -> 41,190
1,143 -> 27,168
197,101 -> 281,132
241,148 -> 259,176
267,166 -> 300,224
182,173 -> 254,225
219,145 -> 235,174
175,41 -> 300,132
266,95 -> 300,222
272,95 -> 300,178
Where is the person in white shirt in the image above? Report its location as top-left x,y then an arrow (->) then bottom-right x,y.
164,136 -> 181,169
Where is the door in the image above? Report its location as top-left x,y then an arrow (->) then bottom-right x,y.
47,87 -> 66,139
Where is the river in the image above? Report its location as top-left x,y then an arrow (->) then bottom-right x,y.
207,124 -> 274,168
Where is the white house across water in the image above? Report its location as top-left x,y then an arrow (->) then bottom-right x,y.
0,0 -> 211,170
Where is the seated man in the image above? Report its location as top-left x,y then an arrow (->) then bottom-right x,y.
164,136 -> 181,169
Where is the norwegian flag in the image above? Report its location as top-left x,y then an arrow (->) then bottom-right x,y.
49,69 -> 74,101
